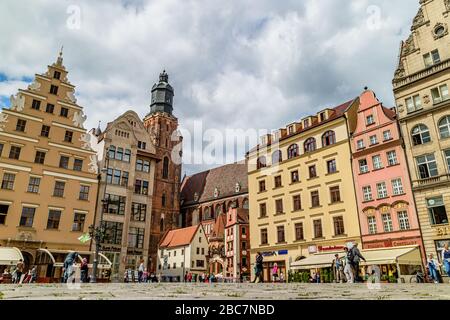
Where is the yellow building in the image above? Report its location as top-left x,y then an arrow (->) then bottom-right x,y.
247,99 -> 361,281
0,51 -> 99,280
393,0 -> 450,262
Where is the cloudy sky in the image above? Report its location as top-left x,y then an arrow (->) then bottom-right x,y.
0,0 -> 419,175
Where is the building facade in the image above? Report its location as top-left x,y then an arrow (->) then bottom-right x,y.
91,111 -> 159,280
350,90 -> 424,256
393,0 -> 450,263
224,208 -> 250,280
157,224 -> 209,281
247,99 -> 362,282
143,71 -> 183,272
0,52 -> 99,280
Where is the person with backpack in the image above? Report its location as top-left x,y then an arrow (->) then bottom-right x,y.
343,247 -> 354,283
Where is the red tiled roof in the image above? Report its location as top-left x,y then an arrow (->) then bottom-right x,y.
382,106 -> 396,120
159,225 -> 199,248
208,213 -> 226,239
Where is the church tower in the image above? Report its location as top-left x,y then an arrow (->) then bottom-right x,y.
143,71 -> 182,272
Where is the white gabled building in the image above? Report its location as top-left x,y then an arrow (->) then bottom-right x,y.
157,224 -> 209,281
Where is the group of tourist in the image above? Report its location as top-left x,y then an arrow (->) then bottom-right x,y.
0,259 -> 38,284
427,244 -> 450,283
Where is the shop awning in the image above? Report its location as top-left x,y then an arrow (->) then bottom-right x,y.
37,248 -> 112,269
0,247 -> 24,265
291,252 -> 342,270
360,245 -> 421,266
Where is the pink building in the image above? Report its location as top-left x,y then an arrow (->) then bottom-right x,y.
351,90 -> 424,257
225,208 -> 250,280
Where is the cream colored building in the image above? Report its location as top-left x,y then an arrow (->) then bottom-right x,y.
90,110 -> 159,280
393,0 -> 450,262
0,52 -> 99,280
247,100 -> 361,281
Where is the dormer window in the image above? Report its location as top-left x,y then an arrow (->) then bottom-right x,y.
303,119 -> 310,128
288,125 -> 294,134
319,112 -> 326,122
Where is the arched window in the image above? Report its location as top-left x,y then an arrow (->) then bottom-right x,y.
162,157 -> 169,179
257,156 -> 267,169
243,198 -> 249,209
215,204 -> 223,217
322,130 -> 336,147
287,144 -> 299,159
412,124 -> 431,146
272,150 -> 282,164
438,116 -> 450,139
204,207 -> 211,220
304,138 -> 317,153
160,218 -> 164,232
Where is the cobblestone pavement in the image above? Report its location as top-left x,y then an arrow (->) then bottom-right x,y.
0,283 -> 449,300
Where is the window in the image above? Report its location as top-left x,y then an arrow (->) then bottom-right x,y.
304,138 -> 316,153
363,186 -> 372,201
101,221 -> 123,245
274,175 -> 282,188
40,125 -> 50,137
72,213 -> 86,232
272,150 -> 282,164
45,103 -> 54,114
259,180 -> 266,192
303,119 -> 310,128
288,125 -> 294,134
121,171 -> 129,186
257,156 -> 266,169
131,203 -> 147,221
383,130 -> 392,141
134,180 -> 149,195
123,149 -> 131,162
416,154 -> 438,179
113,169 -> 121,185
163,157 -> 169,178
275,199 -> 283,214
162,194 -> 166,207
287,144 -> 299,159
136,159 -> 150,172
79,185 -> 90,200
330,186 -> 341,203
27,177 -> 40,193
308,165 -> 317,178
106,168 -> 113,184
0,204 -> 8,225
59,156 -> 69,169
295,223 -> 304,241
9,146 -> 21,160
53,181 -> 65,197
50,85 -> 58,95
369,135 -> 378,145
372,155 -> 383,170
387,151 -> 398,166
54,71 -> 61,79
60,107 -> 69,117
0,143 -> 3,156
259,203 -> 267,218
313,219 -> 323,238
359,159 -> 369,173
115,147 -> 123,161
196,247 -> 200,254
376,182 -> 388,199
406,96 -> 422,116
427,197 -> 448,225
104,194 -> 126,215
19,207 -> 36,227
1,173 -> 15,190
34,151 -> 46,164
128,227 -> 145,248
445,150 -> 450,172
138,141 -> 146,150
357,139 -> 365,150
260,229 -> 268,245
311,190 -> 320,207
412,124 -> 431,145
366,115 -> 375,125
16,119 -> 26,132
73,159 -> 83,171
31,99 -> 41,110
64,131 -> 73,143
108,145 -> 116,159
291,170 -> 299,183
423,49 -> 440,67
382,213 -> 394,232
391,178 -> 404,195
322,131 -> 336,147
431,84 -> 449,104
196,260 -> 205,268
46,210 -> 61,230
293,195 -> 302,211
333,216 -> 345,236
397,211 -> 410,230
277,225 -> 285,243
327,159 -> 337,174
439,116 -> 450,139
367,216 -> 377,234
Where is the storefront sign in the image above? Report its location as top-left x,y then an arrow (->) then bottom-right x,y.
318,245 -> 344,252
262,251 -> 277,257
278,250 -> 288,255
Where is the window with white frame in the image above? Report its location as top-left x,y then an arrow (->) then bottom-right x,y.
372,155 -> 383,170
416,154 -> 438,179
357,139 -> 365,150
367,216 -> 377,234
387,151 -> 398,166
369,135 -> 378,145
382,213 -> 394,232
359,159 -> 369,174
391,178 -> 404,195
431,84 -> 449,104
445,150 -> 450,172
412,124 -> 431,145
405,95 -> 422,113
366,115 -> 375,125
397,211 -> 410,230
427,197 -> 448,225
363,186 -> 372,201
423,49 -> 440,67
438,116 -> 450,139
383,130 -> 392,141
376,182 -> 388,199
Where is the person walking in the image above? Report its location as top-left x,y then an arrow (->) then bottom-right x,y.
343,247 -> 354,283
15,259 -> 24,284
350,243 -> 366,282
63,252 -> 77,283
441,244 -> 450,282
80,258 -> 89,283
332,254 -> 344,283
427,253 -> 441,284
271,263 -> 278,283
253,252 -> 264,283
138,260 -> 145,283
187,272 -> 192,283
30,265 -> 37,283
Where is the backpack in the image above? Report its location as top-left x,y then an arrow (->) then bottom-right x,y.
347,249 -> 355,263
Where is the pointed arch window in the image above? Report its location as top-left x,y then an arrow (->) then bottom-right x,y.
272,150 -> 282,164
163,157 -> 169,179
160,217 -> 164,232
304,138 -> 317,153
287,144 -> 299,159
322,130 -> 336,147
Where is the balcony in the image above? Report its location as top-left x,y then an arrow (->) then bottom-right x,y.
413,174 -> 450,190
393,58 -> 450,89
